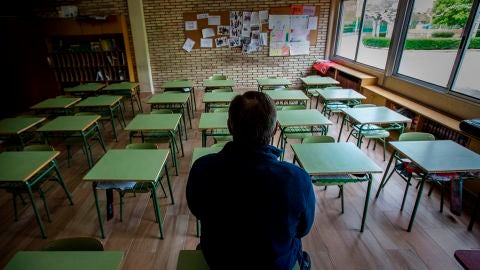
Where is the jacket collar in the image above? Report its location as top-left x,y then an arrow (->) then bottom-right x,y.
221,141 -> 282,160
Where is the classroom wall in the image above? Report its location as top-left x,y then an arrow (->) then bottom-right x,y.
143,0 -> 331,92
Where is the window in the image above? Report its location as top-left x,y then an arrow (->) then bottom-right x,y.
335,0 -> 399,69
452,6 -> 480,99
397,0 -> 475,87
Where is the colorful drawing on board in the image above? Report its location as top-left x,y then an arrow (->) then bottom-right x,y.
269,42 -> 290,56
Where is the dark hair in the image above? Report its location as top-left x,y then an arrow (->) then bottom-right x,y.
228,91 -> 277,146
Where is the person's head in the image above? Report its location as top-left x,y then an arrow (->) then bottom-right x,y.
227,91 -> 277,146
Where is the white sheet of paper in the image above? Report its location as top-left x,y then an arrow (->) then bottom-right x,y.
269,42 -> 290,56
290,41 -> 310,55
185,21 -> 197,31
250,12 -> 259,26
242,11 -> 251,28
208,16 -> 221,25
215,36 -> 228,47
202,28 -> 215,38
269,15 -> 291,31
291,15 -> 309,30
308,16 -> 318,30
259,10 -> 269,24
200,38 -> 213,48
182,38 -> 195,52
290,28 -> 310,42
260,32 -> 268,46
197,13 -> 208,19
304,6 -> 316,16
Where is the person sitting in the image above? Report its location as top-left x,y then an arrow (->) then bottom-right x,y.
187,91 -> 316,270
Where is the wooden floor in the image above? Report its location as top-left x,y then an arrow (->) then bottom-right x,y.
1,90 -> 479,269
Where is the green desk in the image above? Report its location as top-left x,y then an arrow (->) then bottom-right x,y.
202,92 -> 238,112
75,95 -> 125,142
276,109 -> 332,152
30,97 -> 81,115
37,115 -> 106,168
0,151 -> 73,238
203,79 -> 235,92
338,106 -> 412,147
147,92 -> 191,140
318,88 -> 366,115
291,142 -> 382,232
0,117 -> 46,149
84,149 -> 172,239
125,114 -> 183,175
198,112 -> 229,147
256,78 -> 291,92
103,82 -> 143,115
5,251 -> 124,270
300,75 -> 340,108
162,80 -> 196,114
376,140 -> 480,232
264,90 -> 309,106
64,83 -> 105,97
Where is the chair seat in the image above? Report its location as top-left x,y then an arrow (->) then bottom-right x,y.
362,130 -> 390,138
96,181 -> 137,190
312,174 -> 369,185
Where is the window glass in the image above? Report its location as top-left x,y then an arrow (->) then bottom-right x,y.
452,6 -> 480,99
336,0 -> 364,60
397,0 -> 475,87
356,0 -> 399,69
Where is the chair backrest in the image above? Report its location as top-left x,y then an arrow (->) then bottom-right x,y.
42,237 -> 104,251
23,144 -> 54,151
353,104 -> 376,108
213,108 -> 229,113
209,74 -> 227,80
281,105 -> 307,110
74,112 -> 100,116
211,88 -> 233,92
151,109 -> 174,114
323,86 -> 343,90
126,143 -> 157,149
399,132 -> 435,141
302,135 -> 335,144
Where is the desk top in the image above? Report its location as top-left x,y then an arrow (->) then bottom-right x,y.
162,80 -> 193,89
277,109 -> 332,127
203,92 -> 238,103
257,78 -> 292,86
342,106 -> 412,125
75,95 -> 122,107
390,140 -> 480,173
0,151 -> 60,182
64,83 -> 105,92
146,92 -> 190,104
83,149 -> 169,181
300,76 -> 340,86
103,82 -> 139,90
191,147 -> 222,168
30,97 -> 81,110
291,142 -> 382,175
317,88 -> 366,101
264,90 -> 309,101
198,112 -> 228,130
203,79 -> 235,88
37,115 -> 100,132
125,114 -> 181,131
0,117 -> 46,135
4,251 -> 123,270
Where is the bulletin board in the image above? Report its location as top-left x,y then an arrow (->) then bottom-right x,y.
269,6 -> 320,46
183,11 -> 230,49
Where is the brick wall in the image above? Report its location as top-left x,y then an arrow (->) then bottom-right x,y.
34,0 -> 331,91
144,0 -> 331,91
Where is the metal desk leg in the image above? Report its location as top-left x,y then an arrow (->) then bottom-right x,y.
81,131 -> 93,168
202,131 -> 206,147
52,160 -> 73,205
164,164 -> 174,205
360,174 -> 373,232
92,183 -> 105,238
150,182 -> 164,239
109,107 -> 119,142
407,175 -> 427,232
337,115 -> 347,142
26,184 -> 47,238
375,151 -> 396,198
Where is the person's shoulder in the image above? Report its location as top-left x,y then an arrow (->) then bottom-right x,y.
277,160 -> 310,178
191,152 -> 224,170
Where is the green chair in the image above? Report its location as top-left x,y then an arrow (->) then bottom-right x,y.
301,135 -> 335,144
346,104 -> 390,161
277,105 -> 312,152
320,87 -> 349,122
42,237 -> 104,251
1,144 -> 73,222
212,108 -> 232,144
209,74 -> 227,80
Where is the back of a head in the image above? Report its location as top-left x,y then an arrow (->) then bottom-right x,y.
228,91 -> 276,146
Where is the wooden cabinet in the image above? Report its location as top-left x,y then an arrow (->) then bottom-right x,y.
42,15 -> 135,88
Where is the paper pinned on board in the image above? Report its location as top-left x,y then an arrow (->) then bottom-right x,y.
259,10 -> 269,24
290,41 -> 310,55
202,28 -> 215,38
269,42 -> 290,56
250,12 -> 260,26
200,38 -> 213,48
269,15 -> 291,31
308,16 -> 318,30
291,15 -> 309,30
182,38 -> 195,52
185,21 -> 197,31
197,13 -> 208,19
208,15 -> 221,25
215,37 -> 228,47
304,6 -> 316,16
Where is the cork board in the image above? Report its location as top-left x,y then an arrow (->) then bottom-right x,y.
183,11 -> 230,49
269,6 -> 320,46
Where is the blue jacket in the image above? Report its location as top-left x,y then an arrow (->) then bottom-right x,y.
186,141 -> 316,270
